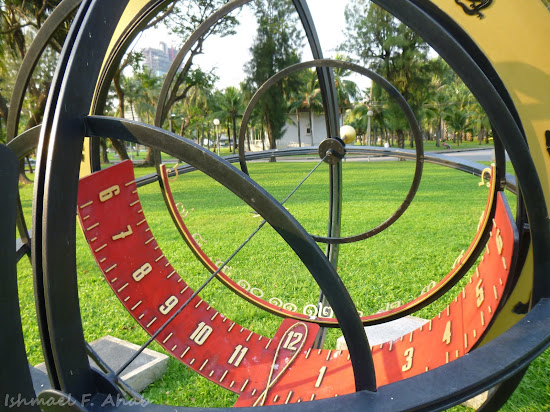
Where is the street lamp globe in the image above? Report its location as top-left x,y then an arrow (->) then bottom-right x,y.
340,125 -> 357,145
213,118 -> 220,126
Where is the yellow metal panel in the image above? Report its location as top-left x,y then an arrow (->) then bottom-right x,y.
81,0 -> 159,177
480,247 -> 534,345
428,0 -> 550,209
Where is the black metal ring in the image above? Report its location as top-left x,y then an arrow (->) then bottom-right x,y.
237,59 -> 424,244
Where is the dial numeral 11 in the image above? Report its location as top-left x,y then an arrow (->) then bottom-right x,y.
228,344 -> 248,367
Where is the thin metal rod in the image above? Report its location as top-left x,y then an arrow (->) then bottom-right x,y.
115,155 -> 327,377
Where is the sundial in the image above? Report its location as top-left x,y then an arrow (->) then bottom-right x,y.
2,0 -> 550,411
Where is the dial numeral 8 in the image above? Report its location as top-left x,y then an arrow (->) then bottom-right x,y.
132,262 -> 152,282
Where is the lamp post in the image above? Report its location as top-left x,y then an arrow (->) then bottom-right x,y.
213,118 -> 220,156
366,109 -> 374,146
169,112 -> 176,133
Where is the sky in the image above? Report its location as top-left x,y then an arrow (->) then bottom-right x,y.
136,1 -> 370,91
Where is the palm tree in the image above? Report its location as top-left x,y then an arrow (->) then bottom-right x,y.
213,87 -> 244,153
424,92 -> 450,147
333,54 -> 360,125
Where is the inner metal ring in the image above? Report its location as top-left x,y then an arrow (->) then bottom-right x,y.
237,59 -> 424,244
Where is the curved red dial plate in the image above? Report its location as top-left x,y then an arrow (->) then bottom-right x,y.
77,161 -> 516,406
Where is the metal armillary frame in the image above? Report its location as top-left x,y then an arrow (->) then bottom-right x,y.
1,0 -> 550,411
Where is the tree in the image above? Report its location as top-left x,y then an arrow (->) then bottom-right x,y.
157,0 -> 238,127
341,1 -> 432,148
213,86 -> 243,153
333,54 -> 360,125
0,0 -> 70,182
244,0 -> 303,153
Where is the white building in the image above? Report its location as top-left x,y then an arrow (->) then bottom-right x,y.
249,112 -> 329,151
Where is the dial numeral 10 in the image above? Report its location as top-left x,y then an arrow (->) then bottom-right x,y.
190,322 -> 213,345
132,263 -> 152,282
282,331 -> 303,351
228,344 -> 248,367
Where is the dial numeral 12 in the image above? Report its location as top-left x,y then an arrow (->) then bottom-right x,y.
282,331 -> 303,351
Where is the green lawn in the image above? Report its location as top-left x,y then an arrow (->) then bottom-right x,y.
15,157 -> 549,410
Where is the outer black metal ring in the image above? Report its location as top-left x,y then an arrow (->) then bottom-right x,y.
6,0 -> 81,143
237,59 -> 424,244
371,0 -> 550,303
25,0 -> 550,409
0,144 -> 38,409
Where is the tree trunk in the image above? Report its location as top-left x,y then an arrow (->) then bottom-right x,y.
397,129 -> 405,149
435,117 -> 442,147
296,110 -> 302,147
100,139 -> 109,164
110,138 -> 130,160
232,116 -> 238,154
227,123 -> 232,153
267,118 -> 276,162
141,147 -> 156,167
309,110 -> 314,146
19,158 -> 32,184
261,123 -> 266,151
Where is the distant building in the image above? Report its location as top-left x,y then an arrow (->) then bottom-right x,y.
142,42 -> 177,76
248,112 -> 329,151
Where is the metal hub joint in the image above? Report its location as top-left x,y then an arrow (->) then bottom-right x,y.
319,137 -> 346,165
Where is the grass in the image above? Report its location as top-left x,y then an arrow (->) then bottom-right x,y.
15,157 -> 549,410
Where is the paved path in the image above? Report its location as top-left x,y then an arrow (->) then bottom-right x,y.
438,148 -> 508,162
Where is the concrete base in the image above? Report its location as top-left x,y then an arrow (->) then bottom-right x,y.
29,364 -> 51,393
336,315 -> 427,350
35,335 -> 169,393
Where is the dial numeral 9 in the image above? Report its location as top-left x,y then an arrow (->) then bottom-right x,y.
159,295 -> 178,315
